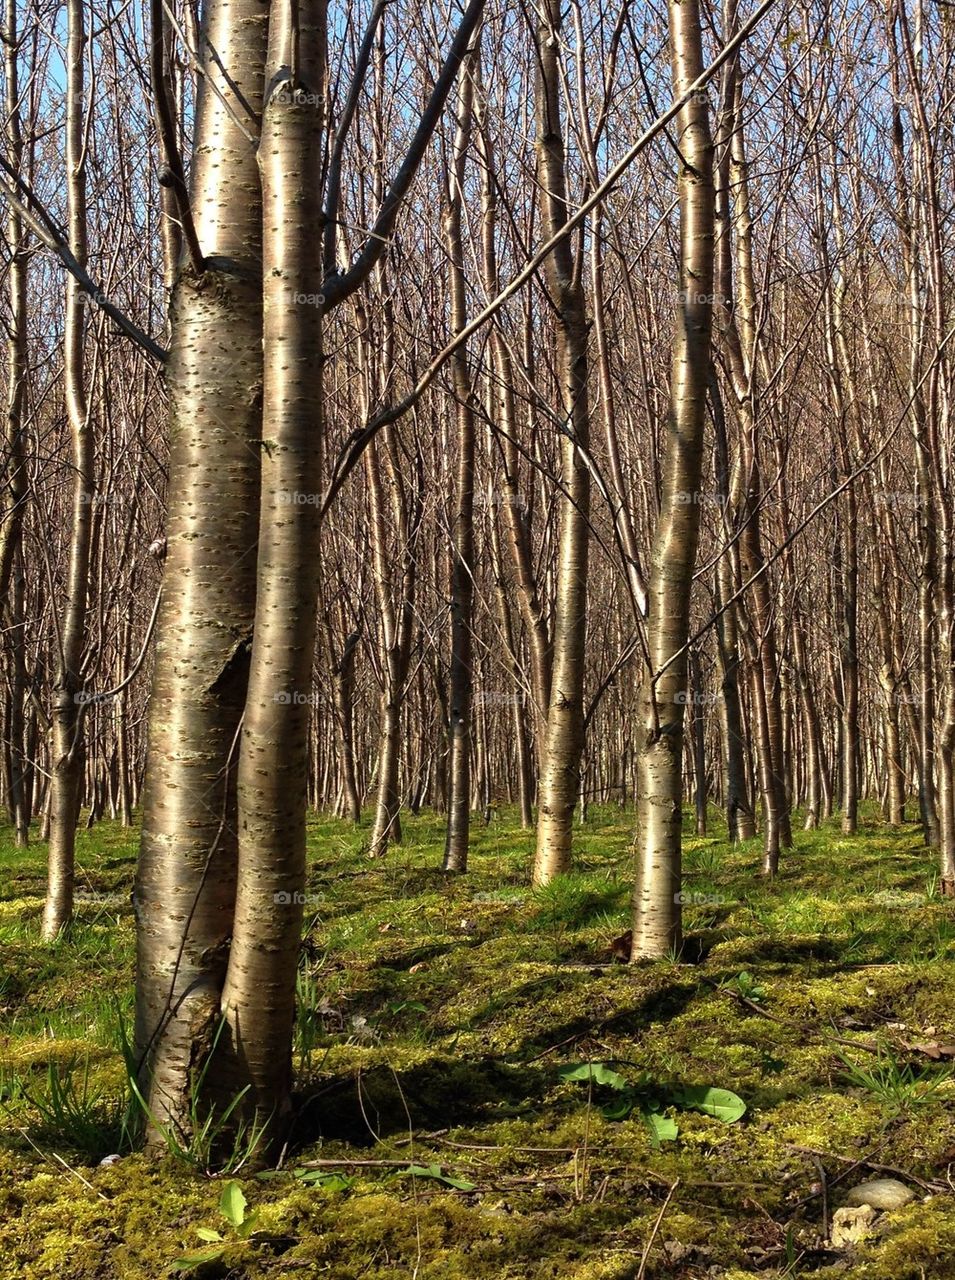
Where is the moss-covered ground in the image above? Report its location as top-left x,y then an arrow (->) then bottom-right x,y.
1,808 -> 955,1279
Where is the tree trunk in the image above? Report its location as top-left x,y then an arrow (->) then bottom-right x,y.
218,0 -> 326,1144
532,0 -> 591,885
442,56 -> 478,873
43,0 -> 93,940
630,0 -> 714,958
134,0 -> 266,1141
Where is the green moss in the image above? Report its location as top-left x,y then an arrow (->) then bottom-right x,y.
1,807 -> 955,1277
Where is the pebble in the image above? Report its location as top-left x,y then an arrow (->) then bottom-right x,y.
845,1178 -> 916,1211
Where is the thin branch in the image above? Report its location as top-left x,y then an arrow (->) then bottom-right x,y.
0,168 -> 168,361
320,0 -> 487,312
150,0 -> 203,272
323,0 -> 391,279
320,0 -> 778,516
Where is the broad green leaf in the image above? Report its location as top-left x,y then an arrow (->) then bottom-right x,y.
641,1109 -> 679,1146
675,1085 -> 746,1123
167,1245 -> 227,1274
194,1228 -> 223,1243
219,1180 -> 247,1229
295,1168 -> 355,1191
601,1090 -> 635,1121
559,1062 -> 628,1091
235,1210 -> 260,1240
406,1163 -> 476,1192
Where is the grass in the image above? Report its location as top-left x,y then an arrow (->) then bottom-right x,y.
1,806 -> 955,1278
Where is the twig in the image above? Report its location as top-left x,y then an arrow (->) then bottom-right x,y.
299,1158 -> 437,1169
788,1145 -> 945,1194
433,1138 -> 579,1155
523,1032 -> 590,1063
700,975 -> 784,1022
637,1178 -> 680,1280
811,1153 -> 829,1240
7,1123 -> 109,1201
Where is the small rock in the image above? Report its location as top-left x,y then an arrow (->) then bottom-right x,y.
845,1178 -> 915,1211
99,1154 -> 121,1166
829,1204 -> 878,1248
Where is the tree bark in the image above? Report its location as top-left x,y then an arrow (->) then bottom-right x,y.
134,0 -> 267,1141
630,0 -> 714,958
218,0 -> 326,1144
442,53 -> 478,873
43,0 -> 93,939
531,0 -> 591,885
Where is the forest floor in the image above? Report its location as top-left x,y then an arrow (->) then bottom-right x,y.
1,808 -> 955,1279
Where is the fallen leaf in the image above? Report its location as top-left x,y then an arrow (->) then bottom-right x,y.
907,1041 -> 955,1060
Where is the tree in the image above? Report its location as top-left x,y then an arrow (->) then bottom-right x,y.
630,0 -> 715,958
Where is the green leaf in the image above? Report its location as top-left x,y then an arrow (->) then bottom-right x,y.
405,1163 -> 476,1192
559,1062 -> 628,1091
167,1245 -> 228,1274
641,1109 -> 679,1146
218,1180 -> 247,1229
295,1168 -> 355,1191
674,1085 -> 746,1123
194,1228 -> 223,1243
235,1210 -> 260,1240
601,1089 -> 636,1121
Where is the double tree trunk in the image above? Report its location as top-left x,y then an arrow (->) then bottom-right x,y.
710,371 -> 755,841
134,0 -> 266,1140
442,58 -> 478,873
364,417 -> 417,857
630,0 -> 714,958
330,625 -> 362,823
218,0 -> 326,1138
713,38 -> 789,873
531,0 -> 591,885
476,105 -> 552,783
43,0 -> 93,939
1,0 -> 30,849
